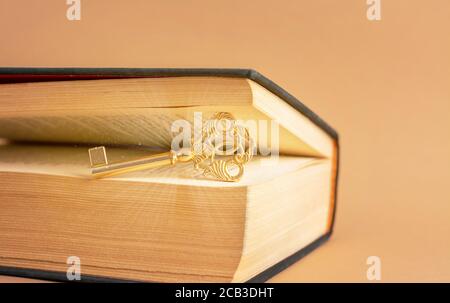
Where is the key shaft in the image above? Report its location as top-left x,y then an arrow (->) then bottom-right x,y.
89,147 -> 192,179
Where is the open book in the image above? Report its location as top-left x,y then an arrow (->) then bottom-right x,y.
0,68 -> 339,282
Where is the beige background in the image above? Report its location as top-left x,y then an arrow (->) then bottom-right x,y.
0,0 -> 449,282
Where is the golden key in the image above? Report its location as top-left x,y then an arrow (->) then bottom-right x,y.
88,112 -> 254,182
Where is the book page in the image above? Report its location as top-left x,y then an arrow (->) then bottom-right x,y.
0,143 -> 327,187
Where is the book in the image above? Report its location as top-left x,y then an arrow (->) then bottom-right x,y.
0,68 -> 339,282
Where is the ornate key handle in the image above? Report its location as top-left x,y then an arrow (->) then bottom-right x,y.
88,112 -> 254,182
192,112 -> 254,182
